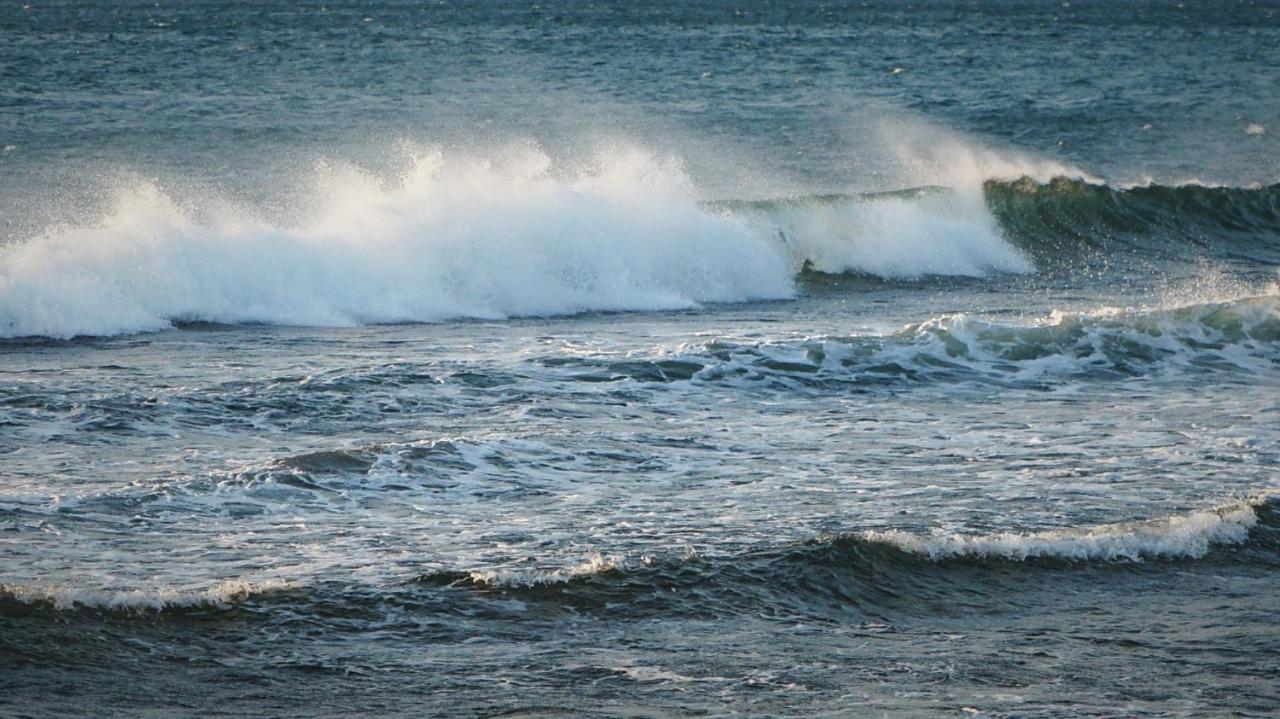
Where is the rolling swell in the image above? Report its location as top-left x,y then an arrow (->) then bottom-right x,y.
6,499 -> 1274,624
0,578 -> 296,617
725,177 -> 1280,277
984,177 -> 1280,263
549,295 -> 1280,387
3,155 -> 1278,339
413,496 -> 1280,619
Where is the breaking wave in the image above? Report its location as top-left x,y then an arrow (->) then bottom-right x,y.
0,578 -> 296,615
0,147 -> 795,339
2,144 -> 1278,340
860,497 -> 1269,562
7,498 -> 1274,622
408,496 -> 1280,620
0,145 -> 1035,340
986,177 -> 1280,262
722,186 -> 1033,277
548,294 -> 1280,386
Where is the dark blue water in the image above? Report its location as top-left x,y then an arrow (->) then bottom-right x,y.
2,2 -> 1279,716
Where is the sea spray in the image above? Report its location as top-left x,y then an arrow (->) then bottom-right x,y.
0,146 -> 795,339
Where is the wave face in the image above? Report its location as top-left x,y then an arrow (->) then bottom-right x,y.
737,178 -> 1280,274
549,295 -> 1280,387
985,177 -> 1280,262
0,147 -> 796,339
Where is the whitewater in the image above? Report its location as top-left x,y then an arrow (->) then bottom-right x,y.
0,144 -> 1051,339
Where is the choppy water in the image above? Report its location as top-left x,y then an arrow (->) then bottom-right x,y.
2,1 -> 1279,717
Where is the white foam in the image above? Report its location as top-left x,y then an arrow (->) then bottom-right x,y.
743,120 -> 1081,277
891,293 -> 1280,379
616,665 -> 707,683
862,497 -> 1269,562
0,145 -> 794,339
465,553 -> 619,587
0,138 -> 1067,339
656,294 -> 1279,387
0,577 -> 296,612
760,190 -> 1034,277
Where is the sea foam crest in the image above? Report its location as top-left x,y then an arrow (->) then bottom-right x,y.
747,188 -> 1033,277
703,293 -> 1277,384
898,293 -> 1280,378
464,553 -> 621,588
862,497 -> 1269,562
0,577 -> 295,613
0,142 -> 1046,339
0,146 -> 794,339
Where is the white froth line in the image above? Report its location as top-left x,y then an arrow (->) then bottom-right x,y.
861,497 -> 1271,562
0,577 -> 298,612
465,553 -> 620,588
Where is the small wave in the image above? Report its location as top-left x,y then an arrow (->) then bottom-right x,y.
38,436 -> 559,523
234,437 -> 488,483
406,497 -> 1280,621
420,554 -> 622,589
0,577 -> 296,615
10,501 -> 1273,625
892,293 -> 1280,378
858,496 -> 1271,562
552,294 -> 1280,387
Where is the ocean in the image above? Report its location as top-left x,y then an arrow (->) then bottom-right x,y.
1,1 -> 1278,716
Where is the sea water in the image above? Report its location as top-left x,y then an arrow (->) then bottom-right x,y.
2,1 -> 1278,716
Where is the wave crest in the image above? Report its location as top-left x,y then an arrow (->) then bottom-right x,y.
407,497 -> 1280,620
5,154 -> 1278,340
0,146 -> 794,339
728,187 -> 1034,277
0,578 -> 296,615
985,176 -> 1280,261
551,295 -> 1280,387
859,497 -> 1268,562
